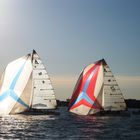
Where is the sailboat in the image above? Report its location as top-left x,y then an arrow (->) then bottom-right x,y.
0,50 -> 57,115
68,59 -> 127,115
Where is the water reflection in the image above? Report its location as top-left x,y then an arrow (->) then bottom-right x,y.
0,107 -> 140,139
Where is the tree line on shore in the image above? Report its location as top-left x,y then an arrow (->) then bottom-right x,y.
56,99 -> 140,108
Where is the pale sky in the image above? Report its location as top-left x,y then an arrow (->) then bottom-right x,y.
0,0 -> 140,100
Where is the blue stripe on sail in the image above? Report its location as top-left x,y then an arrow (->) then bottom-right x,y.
69,91 -> 96,109
0,91 -> 10,101
74,91 -> 95,105
0,59 -> 29,108
83,67 -> 96,92
9,62 -> 26,89
10,90 -> 29,108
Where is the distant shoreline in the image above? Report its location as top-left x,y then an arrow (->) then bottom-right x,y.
57,99 -> 140,108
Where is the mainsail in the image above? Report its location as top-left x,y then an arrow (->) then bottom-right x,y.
102,59 -> 126,111
31,50 -> 57,109
0,54 -> 32,115
68,59 -> 127,115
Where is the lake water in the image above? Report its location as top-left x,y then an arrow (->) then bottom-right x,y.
0,107 -> 140,140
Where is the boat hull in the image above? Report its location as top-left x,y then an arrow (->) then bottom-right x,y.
19,108 -> 60,115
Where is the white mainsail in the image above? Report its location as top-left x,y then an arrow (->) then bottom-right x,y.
0,54 -> 32,115
31,50 -> 57,109
102,59 -> 126,111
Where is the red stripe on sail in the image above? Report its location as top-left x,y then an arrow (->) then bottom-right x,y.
86,62 -> 101,103
70,99 -> 92,110
69,64 -> 97,106
70,98 -> 101,110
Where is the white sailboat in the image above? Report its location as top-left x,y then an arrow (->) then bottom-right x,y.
0,50 -> 57,115
30,50 -> 57,110
68,59 -> 127,115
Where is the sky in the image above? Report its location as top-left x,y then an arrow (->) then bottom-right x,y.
0,0 -> 140,100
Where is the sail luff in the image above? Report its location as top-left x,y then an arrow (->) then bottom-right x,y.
29,72 -> 34,108
29,52 -> 34,108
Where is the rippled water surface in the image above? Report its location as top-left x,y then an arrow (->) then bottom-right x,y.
0,107 -> 140,140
